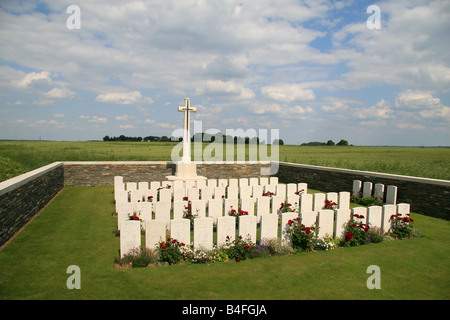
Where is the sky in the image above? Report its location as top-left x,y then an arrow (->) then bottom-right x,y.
0,0 -> 449,146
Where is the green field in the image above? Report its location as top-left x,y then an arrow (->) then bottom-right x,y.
0,186 -> 449,300
0,141 -> 449,182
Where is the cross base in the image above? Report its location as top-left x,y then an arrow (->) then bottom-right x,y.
166,162 -> 207,181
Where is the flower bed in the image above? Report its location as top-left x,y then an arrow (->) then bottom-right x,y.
115,211 -> 420,268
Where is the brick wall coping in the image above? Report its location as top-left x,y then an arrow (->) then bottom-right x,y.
0,162 -> 63,196
277,161 -> 450,187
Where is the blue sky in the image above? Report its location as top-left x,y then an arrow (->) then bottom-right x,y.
0,0 -> 449,146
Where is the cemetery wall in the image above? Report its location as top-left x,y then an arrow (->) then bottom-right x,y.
275,161 -> 450,220
63,161 -> 271,186
0,162 -> 64,248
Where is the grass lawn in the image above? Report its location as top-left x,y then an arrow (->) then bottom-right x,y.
1,141 -> 449,181
0,186 -> 449,300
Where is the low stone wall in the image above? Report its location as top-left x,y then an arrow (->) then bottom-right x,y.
0,162 -> 64,248
275,162 -> 450,220
63,161 -> 272,186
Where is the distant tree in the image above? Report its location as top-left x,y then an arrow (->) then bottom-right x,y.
337,139 -> 349,146
327,140 -> 335,146
103,135 -> 111,141
273,139 -> 284,145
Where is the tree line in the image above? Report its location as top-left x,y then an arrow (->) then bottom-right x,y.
102,133 -> 284,145
301,139 -> 350,146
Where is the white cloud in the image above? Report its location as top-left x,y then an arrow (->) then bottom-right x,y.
119,124 -> 134,129
53,113 -> 65,118
95,91 -> 153,105
115,115 -> 134,121
196,80 -> 255,100
14,71 -> 52,89
88,116 -> 107,123
44,87 -> 76,99
261,83 -> 315,102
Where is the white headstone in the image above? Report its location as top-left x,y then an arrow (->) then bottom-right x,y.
363,182 -> 373,198
256,197 -> 271,222
137,202 -> 152,224
229,178 -> 238,188
218,179 -> 228,188
194,217 -> 214,250
154,201 -> 171,223
227,186 -> 239,199
185,179 -> 196,189
280,211 -> 298,243
326,192 -> 338,206
286,183 -> 297,198
217,216 -> 236,246
120,220 -> 141,258
138,181 -> 149,191
239,178 -> 249,187
129,189 -> 142,203
374,183 -> 385,201
300,193 -> 313,212
240,186 -> 253,199
173,180 -> 184,191
386,185 -> 397,204
201,186 -> 213,201
159,188 -> 172,202
367,206 -> 383,229
352,180 -> 362,196
196,179 -> 206,189
173,188 -> 186,203
313,193 -> 326,211
170,219 -> 191,246
207,179 -> 217,188
397,203 -> 410,216
150,181 -> 161,190
286,194 -> 300,208
260,214 -> 278,240
173,201 -> 188,220
208,199 -> 223,222
145,220 -> 166,249
271,196 -> 284,214
117,203 -> 134,230
224,198 -> 239,215
338,192 -> 351,209
252,185 -> 264,198
317,209 -> 334,238
240,198 -> 255,216
126,182 -> 137,192
335,208 -> 351,238
191,199 -> 206,218
297,183 -> 308,194
382,204 -> 396,233
187,187 -> 200,201
269,176 -> 278,185
238,215 -> 257,241
249,177 -> 259,186
260,177 -> 269,186
352,207 -> 367,223
300,210 -> 317,229
214,186 -> 226,200
115,189 -> 128,205
276,184 -> 286,200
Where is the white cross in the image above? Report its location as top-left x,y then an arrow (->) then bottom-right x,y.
178,98 -> 197,163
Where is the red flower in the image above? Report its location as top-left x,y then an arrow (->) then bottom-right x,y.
236,258 -> 241,262
305,227 -> 311,234
245,244 -> 250,249
345,232 -> 353,241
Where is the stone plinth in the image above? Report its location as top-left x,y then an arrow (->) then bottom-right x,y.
166,162 -> 206,181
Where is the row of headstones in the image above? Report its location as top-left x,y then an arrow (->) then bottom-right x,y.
115,191 -> 353,230
119,203 -> 411,258
114,176 -> 305,205
352,180 -> 398,204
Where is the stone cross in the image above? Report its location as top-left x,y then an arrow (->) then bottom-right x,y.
178,98 -> 197,163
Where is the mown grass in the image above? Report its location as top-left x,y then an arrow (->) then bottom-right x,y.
0,141 -> 449,182
0,186 -> 449,300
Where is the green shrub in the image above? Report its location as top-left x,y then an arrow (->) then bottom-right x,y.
390,213 -> 416,239
222,235 -> 254,262
286,217 -> 317,252
157,238 -> 185,265
115,247 -> 159,268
